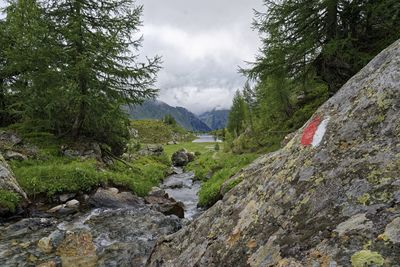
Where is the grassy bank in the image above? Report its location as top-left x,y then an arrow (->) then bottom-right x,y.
186,151 -> 258,207
6,130 -> 171,200
163,141 -> 258,208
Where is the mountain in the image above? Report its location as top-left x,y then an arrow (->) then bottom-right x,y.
126,100 -> 211,132
198,109 -> 229,130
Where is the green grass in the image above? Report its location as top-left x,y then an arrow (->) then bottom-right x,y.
11,154 -> 170,199
5,128 -> 172,199
0,190 -> 21,212
131,120 -> 195,144
185,150 -> 258,207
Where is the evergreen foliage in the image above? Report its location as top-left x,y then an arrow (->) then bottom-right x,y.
0,0 -> 160,154
227,0 -> 400,153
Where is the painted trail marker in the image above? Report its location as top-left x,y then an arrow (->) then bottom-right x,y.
301,116 -> 330,147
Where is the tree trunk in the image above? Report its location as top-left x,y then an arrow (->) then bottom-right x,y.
71,0 -> 87,139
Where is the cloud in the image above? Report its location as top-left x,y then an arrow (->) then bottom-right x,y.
136,0 -> 263,114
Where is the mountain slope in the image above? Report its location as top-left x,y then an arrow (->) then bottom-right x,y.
147,40 -> 400,266
198,109 -> 229,130
127,100 -> 211,132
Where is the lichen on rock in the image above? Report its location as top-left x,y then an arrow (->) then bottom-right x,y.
147,40 -> 400,266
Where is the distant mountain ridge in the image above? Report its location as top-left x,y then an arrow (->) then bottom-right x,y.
198,109 -> 229,130
127,100 -> 211,132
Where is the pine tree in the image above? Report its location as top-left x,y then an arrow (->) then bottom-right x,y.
1,0 -> 161,154
227,90 -> 248,137
44,0 -> 161,139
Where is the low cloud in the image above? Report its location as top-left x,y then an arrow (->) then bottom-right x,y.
137,0 -> 263,114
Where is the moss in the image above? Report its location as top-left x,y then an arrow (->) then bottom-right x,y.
351,250 -> 384,267
0,190 -> 21,212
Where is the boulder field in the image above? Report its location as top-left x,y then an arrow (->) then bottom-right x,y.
147,40 -> 400,266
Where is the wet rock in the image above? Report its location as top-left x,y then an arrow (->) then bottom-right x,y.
65,199 -> 79,209
147,40 -> 400,266
59,193 -> 76,203
89,187 -> 144,208
48,205 -> 64,213
149,187 -> 168,198
56,230 -> 98,267
145,195 -> 185,218
38,236 -> 53,254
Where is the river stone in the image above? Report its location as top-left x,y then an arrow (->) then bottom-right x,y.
65,199 -> 80,209
56,230 -> 98,267
89,187 -> 144,208
59,193 -> 76,203
147,40 -> 400,266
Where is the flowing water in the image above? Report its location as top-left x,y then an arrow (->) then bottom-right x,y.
161,169 -> 202,220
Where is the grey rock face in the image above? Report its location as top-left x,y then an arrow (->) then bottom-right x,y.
147,40 -> 400,266
0,153 -> 28,211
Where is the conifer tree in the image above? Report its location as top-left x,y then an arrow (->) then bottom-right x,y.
227,90 -> 248,137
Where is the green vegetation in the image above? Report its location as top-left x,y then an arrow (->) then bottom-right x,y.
185,151 -> 258,207
7,130 -> 171,199
0,0 -> 160,154
0,190 -> 21,212
224,0 -> 400,154
11,155 -> 169,199
131,120 -> 195,144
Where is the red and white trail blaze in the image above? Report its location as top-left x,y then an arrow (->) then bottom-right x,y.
301,116 -> 330,147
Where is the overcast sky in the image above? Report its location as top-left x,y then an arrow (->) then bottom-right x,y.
136,0 -> 263,114
0,0 -> 263,114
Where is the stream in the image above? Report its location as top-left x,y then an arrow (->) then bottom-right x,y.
0,168 -> 202,266
161,168 -> 202,220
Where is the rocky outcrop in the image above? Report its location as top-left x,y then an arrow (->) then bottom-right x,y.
0,153 -> 28,215
147,41 -> 400,266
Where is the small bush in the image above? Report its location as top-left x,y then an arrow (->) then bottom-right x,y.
0,190 -> 21,212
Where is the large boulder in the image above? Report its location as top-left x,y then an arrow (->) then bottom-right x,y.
171,149 -> 195,167
147,41 -> 400,266
0,153 -> 28,215
89,187 -> 145,208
